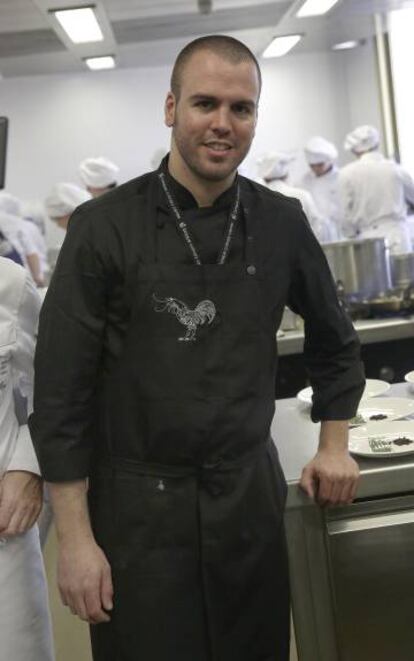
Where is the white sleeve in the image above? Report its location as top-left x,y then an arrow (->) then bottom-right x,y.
298,190 -> 336,243
17,226 -> 37,257
338,170 -> 355,238
7,274 -> 41,475
397,166 -> 414,206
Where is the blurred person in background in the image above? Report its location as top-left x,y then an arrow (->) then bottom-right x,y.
0,229 -> 24,266
79,157 -> 120,198
0,192 -> 44,286
45,182 -> 91,231
22,201 -> 49,284
340,124 -> 414,254
0,256 -> 54,661
297,135 -> 342,239
257,151 -> 337,243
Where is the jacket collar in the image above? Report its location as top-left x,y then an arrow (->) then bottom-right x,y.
156,154 -> 240,213
360,151 -> 384,162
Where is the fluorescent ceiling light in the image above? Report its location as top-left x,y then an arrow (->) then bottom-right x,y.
85,55 -> 115,70
262,35 -> 302,58
332,40 -> 359,50
52,7 -> 104,44
297,0 -> 339,18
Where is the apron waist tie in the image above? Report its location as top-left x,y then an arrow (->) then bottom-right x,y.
96,438 -> 272,497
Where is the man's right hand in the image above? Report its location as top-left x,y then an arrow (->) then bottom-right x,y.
58,536 -> 113,624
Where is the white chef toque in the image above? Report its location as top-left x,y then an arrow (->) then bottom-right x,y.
79,157 -> 120,188
45,183 -> 91,218
256,152 -> 295,180
304,136 -> 338,165
344,125 -> 380,153
0,192 -> 23,217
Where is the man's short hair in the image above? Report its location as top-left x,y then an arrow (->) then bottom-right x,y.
170,35 -> 262,100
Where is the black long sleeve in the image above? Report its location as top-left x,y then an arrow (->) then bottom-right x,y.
287,209 -> 365,422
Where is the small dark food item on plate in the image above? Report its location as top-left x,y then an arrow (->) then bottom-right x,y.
392,437 -> 414,447
349,413 -> 365,426
369,414 -> 388,421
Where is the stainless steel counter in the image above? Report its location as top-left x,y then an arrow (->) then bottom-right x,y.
277,315 -> 414,356
272,381 -> 414,508
274,382 -> 414,661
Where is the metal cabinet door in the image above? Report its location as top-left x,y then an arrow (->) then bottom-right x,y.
327,506 -> 414,661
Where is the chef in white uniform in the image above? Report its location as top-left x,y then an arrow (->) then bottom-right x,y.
79,156 -> 119,198
0,192 -> 44,286
45,182 -> 91,231
23,201 -> 49,281
257,151 -> 336,243
339,125 -> 414,254
297,136 -> 342,238
0,257 -> 54,661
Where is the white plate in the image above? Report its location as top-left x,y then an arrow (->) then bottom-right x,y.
405,370 -> 414,394
350,420 -> 414,458
362,379 -> 392,399
349,397 -> 414,427
296,379 -> 391,407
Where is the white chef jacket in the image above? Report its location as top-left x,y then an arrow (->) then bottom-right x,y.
408,214 -> 414,250
297,165 -> 342,238
23,219 -> 49,280
0,211 -> 38,272
263,179 -> 337,243
0,257 -> 54,661
338,151 -> 414,254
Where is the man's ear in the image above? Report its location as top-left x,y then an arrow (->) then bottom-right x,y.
164,92 -> 176,127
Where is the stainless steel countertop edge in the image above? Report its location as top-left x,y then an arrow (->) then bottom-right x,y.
278,316 -> 414,356
273,382 -> 414,510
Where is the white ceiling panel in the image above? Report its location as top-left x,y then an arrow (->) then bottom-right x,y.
111,2 -> 290,44
0,0 -> 49,32
1,0 -> 414,78
102,0 -> 286,21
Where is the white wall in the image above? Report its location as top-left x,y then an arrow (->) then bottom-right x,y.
389,8 -> 414,174
245,49 -> 348,180
241,40 -> 381,176
1,42 -> 381,246
338,39 -> 383,165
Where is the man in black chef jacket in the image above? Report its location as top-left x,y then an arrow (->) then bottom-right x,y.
30,35 -> 365,661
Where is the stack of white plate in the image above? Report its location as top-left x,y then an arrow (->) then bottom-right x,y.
347,397 -> 414,429
296,379 -> 414,458
405,370 -> 414,394
296,379 -> 391,408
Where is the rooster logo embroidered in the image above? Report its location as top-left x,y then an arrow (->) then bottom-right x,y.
152,294 -> 216,342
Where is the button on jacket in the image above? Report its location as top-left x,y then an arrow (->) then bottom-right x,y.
30,164 -> 364,661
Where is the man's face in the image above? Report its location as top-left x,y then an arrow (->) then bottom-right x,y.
165,50 -> 260,183
310,162 -> 332,177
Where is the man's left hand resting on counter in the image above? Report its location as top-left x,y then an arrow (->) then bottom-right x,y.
300,420 -> 360,506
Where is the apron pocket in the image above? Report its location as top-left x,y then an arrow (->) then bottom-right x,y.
90,471 -> 200,576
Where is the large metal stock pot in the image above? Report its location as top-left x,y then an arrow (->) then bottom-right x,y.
322,238 -> 392,300
390,252 -> 414,289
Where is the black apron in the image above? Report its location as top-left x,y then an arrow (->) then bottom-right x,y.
88,176 -> 290,661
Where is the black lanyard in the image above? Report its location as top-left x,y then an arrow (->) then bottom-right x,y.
158,171 -> 241,266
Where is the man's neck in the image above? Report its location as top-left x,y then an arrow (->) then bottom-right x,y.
168,149 -> 235,207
